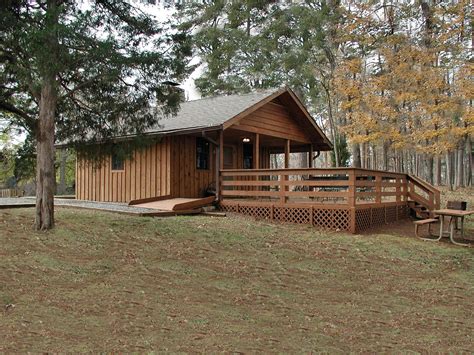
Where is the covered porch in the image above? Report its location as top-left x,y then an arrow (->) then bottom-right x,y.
210,94 -> 439,234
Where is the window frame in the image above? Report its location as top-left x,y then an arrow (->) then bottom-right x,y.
196,137 -> 210,170
111,149 -> 125,172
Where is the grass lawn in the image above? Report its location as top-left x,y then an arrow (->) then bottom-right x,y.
1,202 -> 473,352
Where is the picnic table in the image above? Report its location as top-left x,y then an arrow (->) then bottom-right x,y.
432,209 -> 474,247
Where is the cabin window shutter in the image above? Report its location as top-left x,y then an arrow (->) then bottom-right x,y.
196,137 -> 209,170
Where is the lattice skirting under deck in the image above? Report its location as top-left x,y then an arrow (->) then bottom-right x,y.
220,202 -> 409,234
354,204 -> 409,233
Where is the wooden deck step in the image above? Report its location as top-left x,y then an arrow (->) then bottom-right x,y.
133,196 -> 216,212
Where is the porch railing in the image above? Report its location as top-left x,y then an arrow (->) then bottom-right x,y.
407,174 -> 441,213
220,168 -> 422,207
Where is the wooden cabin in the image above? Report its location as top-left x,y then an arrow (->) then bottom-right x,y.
74,87 -> 440,234
75,87 -> 332,203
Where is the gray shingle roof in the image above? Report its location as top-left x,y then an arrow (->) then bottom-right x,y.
148,88 -> 279,134
56,87 -> 332,150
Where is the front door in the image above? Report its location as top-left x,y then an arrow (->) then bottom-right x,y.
223,145 -> 236,169
242,142 -> 253,169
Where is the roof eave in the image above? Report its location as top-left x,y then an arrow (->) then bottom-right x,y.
55,125 -> 223,149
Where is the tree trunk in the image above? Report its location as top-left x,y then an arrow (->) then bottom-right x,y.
326,95 -> 339,167
35,78 -> 57,230
372,145 -> 377,170
455,141 -> 465,188
426,155 -> 434,184
434,155 -> 441,186
351,142 -> 361,168
35,0 -> 59,230
415,153 -> 420,177
467,136 -> 473,186
446,152 -> 453,191
399,151 -> 404,173
382,142 -> 389,171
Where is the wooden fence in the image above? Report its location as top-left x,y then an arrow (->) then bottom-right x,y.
219,168 -> 439,233
0,188 -> 24,198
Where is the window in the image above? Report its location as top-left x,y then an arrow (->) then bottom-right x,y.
243,143 -> 253,169
111,149 -> 124,171
196,137 -> 209,170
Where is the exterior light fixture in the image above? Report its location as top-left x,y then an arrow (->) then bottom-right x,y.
242,137 -> 250,143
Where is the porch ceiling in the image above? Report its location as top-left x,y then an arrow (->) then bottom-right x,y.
223,127 -> 311,153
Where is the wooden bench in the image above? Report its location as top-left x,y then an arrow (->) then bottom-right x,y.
414,218 -> 438,237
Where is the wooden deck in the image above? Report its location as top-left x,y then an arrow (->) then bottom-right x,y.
132,196 -> 216,212
219,167 -> 440,233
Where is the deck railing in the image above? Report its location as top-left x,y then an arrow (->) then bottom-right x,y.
407,174 -> 440,214
219,168 -> 441,233
220,168 -> 410,207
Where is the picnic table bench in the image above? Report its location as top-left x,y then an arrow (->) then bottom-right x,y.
414,218 -> 438,237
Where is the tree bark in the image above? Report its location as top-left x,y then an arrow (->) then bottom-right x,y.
36,78 -> 57,230
35,0 -> 59,230
427,155 -> 434,184
446,152 -> 453,191
467,136 -> 472,186
455,141 -> 465,188
326,93 -> 339,167
382,141 -> 389,171
434,155 -> 441,186
351,142 -> 361,168
372,144 -> 377,170
415,153 -> 420,177
360,143 -> 365,169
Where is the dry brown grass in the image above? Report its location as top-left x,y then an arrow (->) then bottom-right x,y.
0,196 -> 473,352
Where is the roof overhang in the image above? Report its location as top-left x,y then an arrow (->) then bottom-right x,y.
56,87 -> 333,151
55,125 -> 222,149
221,87 -> 333,151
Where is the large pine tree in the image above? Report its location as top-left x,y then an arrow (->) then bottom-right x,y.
0,0 -> 191,229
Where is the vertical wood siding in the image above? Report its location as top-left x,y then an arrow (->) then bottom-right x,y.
76,137 -> 172,202
75,135 -> 216,202
236,103 -> 311,143
169,135 -> 215,198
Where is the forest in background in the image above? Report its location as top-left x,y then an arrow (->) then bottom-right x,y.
178,0 -> 472,189
0,0 -> 471,194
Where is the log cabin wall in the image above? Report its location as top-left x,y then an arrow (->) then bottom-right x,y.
75,137 -> 172,202
75,135 -> 217,202
169,135 -> 215,198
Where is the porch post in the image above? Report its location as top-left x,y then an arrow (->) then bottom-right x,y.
217,130 -> 224,200
283,139 -> 290,203
348,169 -> 357,233
309,144 -> 313,168
284,139 -> 290,168
254,133 -> 260,169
